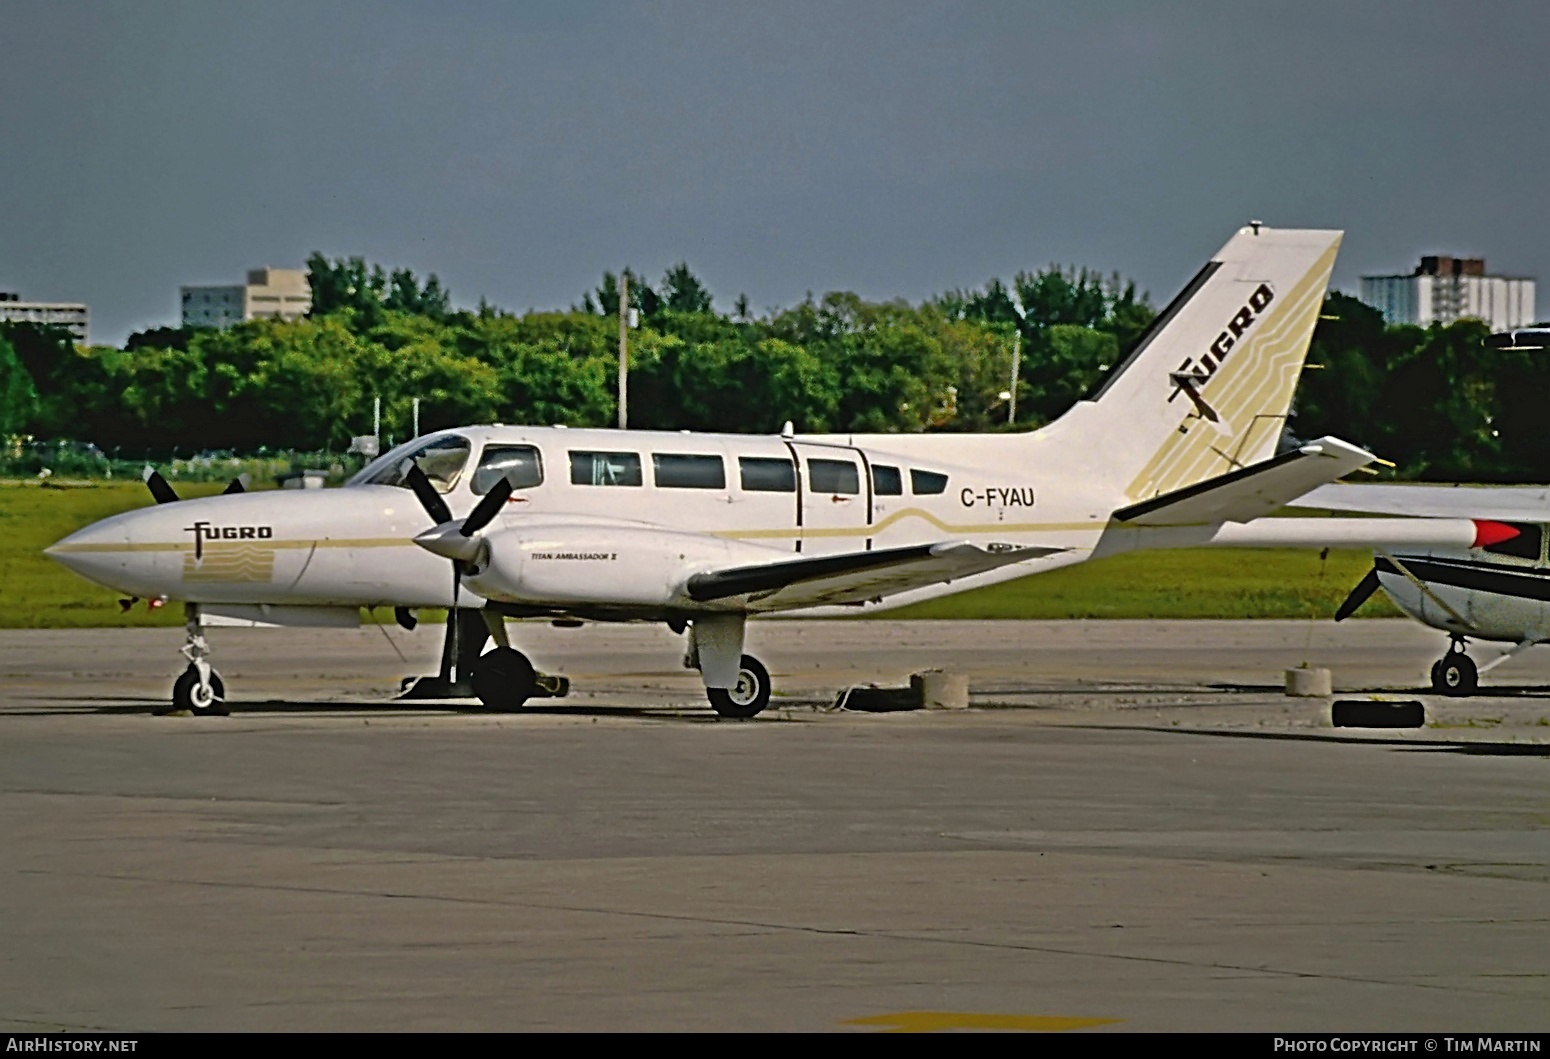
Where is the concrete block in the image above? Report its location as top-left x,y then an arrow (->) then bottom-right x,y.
913,670 -> 969,710
1284,666 -> 1332,697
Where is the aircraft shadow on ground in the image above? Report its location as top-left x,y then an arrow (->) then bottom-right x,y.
1081,722 -> 1550,756
1211,681 -> 1550,699
7,694 -> 737,722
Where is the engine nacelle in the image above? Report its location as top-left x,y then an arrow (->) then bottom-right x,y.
463,523 -> 782,608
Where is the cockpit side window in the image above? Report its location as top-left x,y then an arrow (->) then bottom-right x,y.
359,435 -> 472,493
473,445 -> 544,494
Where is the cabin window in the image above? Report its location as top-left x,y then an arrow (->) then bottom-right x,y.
872,464 -> 903,496
808,458 -> 860,495
1483,522 -> 1542,561
739,457 -> 796,493
653,453 -> 726,489
910,469 -> 949,495
569,450 -> 643,487
360,434 -> 470,492
472,445 -> 543,494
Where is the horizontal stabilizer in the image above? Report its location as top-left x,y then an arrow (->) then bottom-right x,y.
1113,436 -> 1375,526
1293,482 -> 1550,522
687,540 -> 1063,610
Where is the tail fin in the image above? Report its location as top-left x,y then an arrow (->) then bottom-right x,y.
1043,224 -> 1341,504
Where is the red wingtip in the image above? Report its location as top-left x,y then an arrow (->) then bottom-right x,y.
1472,519 -> 1521,549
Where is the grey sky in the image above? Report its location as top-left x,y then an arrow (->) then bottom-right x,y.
3,1 -> 1547,346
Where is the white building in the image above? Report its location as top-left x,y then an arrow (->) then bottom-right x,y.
1360,256 -> 1535,331
0,292 -> 89,344
181,267 -> 311,328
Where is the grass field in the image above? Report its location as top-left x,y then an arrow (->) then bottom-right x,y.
0,480 -> 230,628
0,479 -> 1397,628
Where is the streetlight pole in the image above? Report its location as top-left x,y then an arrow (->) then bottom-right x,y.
1008,328 -> 1020,426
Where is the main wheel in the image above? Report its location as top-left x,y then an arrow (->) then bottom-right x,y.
1431,653 -> 1478,697
471,647 -> 536,711
172,666 -> 228,716
707,655 -> 771,719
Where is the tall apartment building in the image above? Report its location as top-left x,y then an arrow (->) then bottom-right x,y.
1359,256 -> 1535,331
0,292 -> 89,344
181,267 -> 311,328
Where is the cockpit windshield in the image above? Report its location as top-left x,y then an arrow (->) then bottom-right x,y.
350,434 -> 472,493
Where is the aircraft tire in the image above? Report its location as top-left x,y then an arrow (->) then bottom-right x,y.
707,655 -> 771,719
1432,653 -> 1478,697
173,666 -> 228,716
471,647 -> 535,711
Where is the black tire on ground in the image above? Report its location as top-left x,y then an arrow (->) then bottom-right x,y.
1431,653 -> 1478,697
172,666 -> 228,716
470,647 -> 536,711
707,655 -> 771,719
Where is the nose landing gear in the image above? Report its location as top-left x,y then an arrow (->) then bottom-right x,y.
163,603 -> 228,716
1430,635 -> 1478,697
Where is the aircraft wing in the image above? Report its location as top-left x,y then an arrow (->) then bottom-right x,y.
686,541 -> 1064,611
1113,435 -> 1375,527
1291,482 -> 1550,522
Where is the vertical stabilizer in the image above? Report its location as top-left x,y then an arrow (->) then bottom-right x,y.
1045,224 -> 1341,503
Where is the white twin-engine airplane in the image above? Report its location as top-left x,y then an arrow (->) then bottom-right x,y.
46,224 -> 1504,717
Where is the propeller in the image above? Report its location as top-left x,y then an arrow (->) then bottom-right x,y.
143,466 -> 180,504
408,467 -> 514,568
143,466 -> 250,504
1334,566 -> 1381,621
401,459 -> 514,680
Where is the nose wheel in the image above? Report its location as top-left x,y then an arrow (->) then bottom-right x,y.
1430,637 -> 1478,697
172,665 -> 227,715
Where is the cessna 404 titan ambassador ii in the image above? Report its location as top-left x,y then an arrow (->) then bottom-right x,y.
47,224 -> 1497,717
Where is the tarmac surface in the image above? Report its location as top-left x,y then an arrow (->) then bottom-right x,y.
0,618 -> 1546,1032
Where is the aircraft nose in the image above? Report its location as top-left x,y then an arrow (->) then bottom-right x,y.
45,512 -> 143,591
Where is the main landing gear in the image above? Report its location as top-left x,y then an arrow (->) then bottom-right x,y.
399,608 -> 569,712
468,610 -> 569,711
1430,635 -> 1478,697
162,603 -> 228,716
686,614 -> 772,719
706,655 -> 772,719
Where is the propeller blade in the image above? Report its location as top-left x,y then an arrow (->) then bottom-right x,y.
461,477 -> 514,537
142,466 -> 179,505
403,459 -> 453,525
1334,567 -> 1382,622
221,473 -> 250,495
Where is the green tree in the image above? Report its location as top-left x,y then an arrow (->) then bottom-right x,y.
0,333 -> 39,437
659,262 -> 714,315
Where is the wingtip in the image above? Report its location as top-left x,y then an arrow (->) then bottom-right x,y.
1472,520 -> 1521,549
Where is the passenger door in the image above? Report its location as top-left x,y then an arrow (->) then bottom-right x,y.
787,442 -> 870,555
